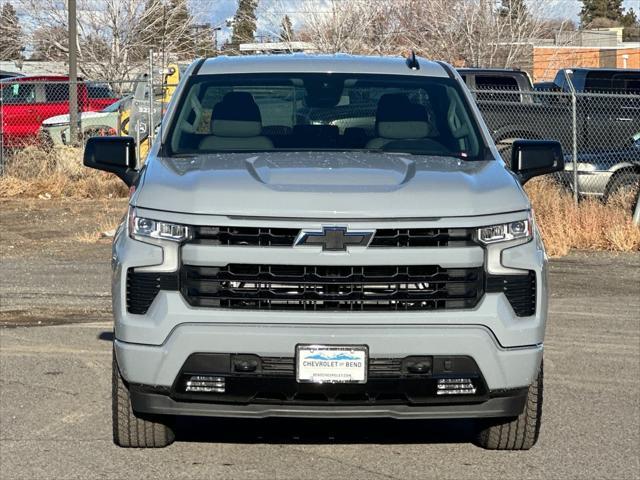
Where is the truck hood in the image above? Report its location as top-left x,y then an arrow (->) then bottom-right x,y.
134,151 -> 529,218
42,111 -> 110,126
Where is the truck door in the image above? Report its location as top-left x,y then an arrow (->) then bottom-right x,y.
41,82 -> 72,123
582,71 -> 640,151
0,81 -> 40,146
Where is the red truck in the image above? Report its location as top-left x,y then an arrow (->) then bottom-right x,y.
0,75 -> 119,148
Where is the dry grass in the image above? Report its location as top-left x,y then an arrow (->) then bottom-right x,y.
1,147 -> 638,256
75,210 -> 122,243
526,177 -> 640,256
0,146 -> 128,199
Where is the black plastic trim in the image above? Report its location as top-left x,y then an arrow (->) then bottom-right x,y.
126,269 -> 179,314
130,387 -> 527,419
486,271 -> 536,317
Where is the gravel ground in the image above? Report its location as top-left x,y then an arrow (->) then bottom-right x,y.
0,199 -> 639,479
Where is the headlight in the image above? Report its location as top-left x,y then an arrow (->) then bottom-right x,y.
128,207 -> 190,242
477,217 -> 531,245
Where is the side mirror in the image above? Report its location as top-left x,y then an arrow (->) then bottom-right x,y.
83,136 -> 138,186
510,139 -> 564,184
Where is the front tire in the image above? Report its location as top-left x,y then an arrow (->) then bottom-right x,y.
475,361 -> 543,450
112,350 -> 175,448
605,172 -> 640,206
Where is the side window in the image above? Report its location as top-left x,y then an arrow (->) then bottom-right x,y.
87,84 -> 115,99
475,75 -> 520,102
604,73 -> 640,94
44,83 -> 70,103
475,75 -> 519,90
2,83 -> 36,104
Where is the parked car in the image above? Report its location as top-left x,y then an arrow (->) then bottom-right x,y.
537,68 -> 640,94
560,133 -> 640,201
85,54 -> 564,450
0,75 -> 119,148
457,67 -> 640,164
40,95 -> 133,147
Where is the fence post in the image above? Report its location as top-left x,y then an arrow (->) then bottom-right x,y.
633,194 -> 640,226
564,69 -> 579,205
68,0 -> 79,147
0,93 -> 3,175
148,49 -> 154,148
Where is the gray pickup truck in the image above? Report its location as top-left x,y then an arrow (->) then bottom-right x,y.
84,54 -> 564,450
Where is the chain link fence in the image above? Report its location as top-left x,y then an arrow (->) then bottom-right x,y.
0,76 -> 179,173
468,87 -> 640,203
1,77 -> 639,207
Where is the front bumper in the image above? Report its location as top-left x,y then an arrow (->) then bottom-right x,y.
115,322 -> 543,391
129,387 -> 528,419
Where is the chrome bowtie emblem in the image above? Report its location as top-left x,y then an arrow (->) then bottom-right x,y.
294,226 -> 375,251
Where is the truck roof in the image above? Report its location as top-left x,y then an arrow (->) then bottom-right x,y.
197,54 -> 451,78
557,67 -> 640,73
457,67 -> 524,73
0,75 -> 82,83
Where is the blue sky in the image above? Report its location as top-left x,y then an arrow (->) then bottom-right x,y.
190,0 -> 640,44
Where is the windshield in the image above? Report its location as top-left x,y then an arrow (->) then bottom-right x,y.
102,95 -> 132,113
167,73 -> 487,160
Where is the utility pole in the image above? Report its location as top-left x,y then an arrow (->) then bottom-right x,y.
68,0 -> 79,146
213,26 -> 222,55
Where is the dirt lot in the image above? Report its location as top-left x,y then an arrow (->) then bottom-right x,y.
0,198 -> 126,326
1,198 -> 639,479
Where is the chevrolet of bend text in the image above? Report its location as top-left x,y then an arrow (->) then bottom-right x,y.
84,54 -> 564,450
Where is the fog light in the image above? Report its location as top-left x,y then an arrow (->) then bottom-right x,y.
185,375 -> 225,393
436,378 -> 476,395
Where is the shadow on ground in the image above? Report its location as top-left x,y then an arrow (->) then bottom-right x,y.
173,416 -> 478,446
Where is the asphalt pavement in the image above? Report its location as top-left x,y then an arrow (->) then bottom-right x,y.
0,251 -> 639,479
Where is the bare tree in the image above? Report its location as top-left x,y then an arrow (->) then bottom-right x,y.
298,0 -> 575,69
296,0 -> 396,54
18,0 -> 198,81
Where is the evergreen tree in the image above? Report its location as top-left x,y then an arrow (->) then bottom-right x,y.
0,2 -> 24,60
166,0 -> 195,58
580,0 -> 625,26
499,0 -> 528,22
622,8 -> 640,41
229,0 -> 258,53
279,14 -> 294,42
136,0 -> 166,59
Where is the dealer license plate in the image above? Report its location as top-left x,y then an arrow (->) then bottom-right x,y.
296,345 -> 368,384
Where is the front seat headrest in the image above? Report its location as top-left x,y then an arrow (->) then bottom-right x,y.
375,93 -> 431,139
211,92 -> 263,137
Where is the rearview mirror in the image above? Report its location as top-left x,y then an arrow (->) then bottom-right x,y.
510,139 -> 564,184
83,136 -> 138,186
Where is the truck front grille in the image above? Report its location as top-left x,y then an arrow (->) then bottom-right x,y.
190,226 -> 473,248
180,264 -> 484,311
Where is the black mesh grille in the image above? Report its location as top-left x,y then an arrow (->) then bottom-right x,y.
486,271 -> 537,317
189,226 -> 474,248
180,264 -> 484,311
191,226 -> 299,246
126,270 -> 179,314
369,228 -> 472,247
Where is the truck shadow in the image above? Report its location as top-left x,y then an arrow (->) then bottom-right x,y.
174,416 -> 477,445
